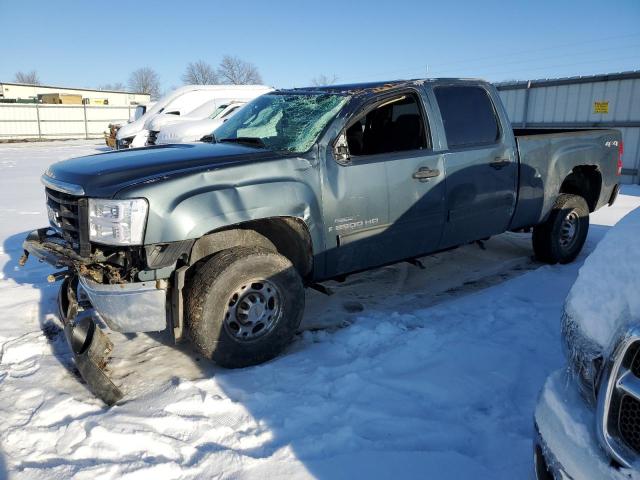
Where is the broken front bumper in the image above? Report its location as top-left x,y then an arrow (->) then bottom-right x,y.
58,278 -> 123,405
78,277 -> 167,333
22,228 -> 171,405
23,228 -> 168,333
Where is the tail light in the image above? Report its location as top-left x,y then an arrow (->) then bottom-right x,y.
617,141 -> 624,176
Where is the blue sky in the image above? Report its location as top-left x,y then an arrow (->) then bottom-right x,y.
1,0 -> 639,92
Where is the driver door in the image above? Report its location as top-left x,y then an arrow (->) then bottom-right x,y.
321,91 -> 446,277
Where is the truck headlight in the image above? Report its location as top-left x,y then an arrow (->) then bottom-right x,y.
88,198 -> 148,245
562,309 -> 604,405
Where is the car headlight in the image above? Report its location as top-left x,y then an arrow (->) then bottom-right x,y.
88,198 -> 148,245
118,136 -> 134,149
562,309 -> 604,405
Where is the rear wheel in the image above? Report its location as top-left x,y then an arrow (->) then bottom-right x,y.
185,247 -> 304,368
532,193 -> 589,264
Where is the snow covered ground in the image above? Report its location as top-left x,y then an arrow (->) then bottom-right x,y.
0,140 -> 639,480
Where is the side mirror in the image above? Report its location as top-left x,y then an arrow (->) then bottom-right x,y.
333,132 -> 351,165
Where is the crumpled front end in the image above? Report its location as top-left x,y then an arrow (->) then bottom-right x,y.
58,277 -> 123,405
22,228 -> 170,405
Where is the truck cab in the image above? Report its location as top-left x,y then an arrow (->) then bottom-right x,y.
319,80 -> 519,276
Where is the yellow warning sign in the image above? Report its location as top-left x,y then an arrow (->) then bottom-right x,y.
594,101 -> 609,114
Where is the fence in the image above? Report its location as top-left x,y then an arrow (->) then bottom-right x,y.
0,103 -> 134,140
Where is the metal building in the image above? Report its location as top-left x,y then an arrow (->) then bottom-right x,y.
497,70 -> 640,184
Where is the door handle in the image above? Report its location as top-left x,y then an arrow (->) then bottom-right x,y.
413,167 -> 440,181
490,157 -> 511,170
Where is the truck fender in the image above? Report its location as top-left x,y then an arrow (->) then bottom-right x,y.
189,228 -> 277,265
146,180 -> 325,257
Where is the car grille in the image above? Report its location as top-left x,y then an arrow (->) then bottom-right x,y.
45,187 -> 90,256
147,130 -> 159,145
597,329 -> 640,467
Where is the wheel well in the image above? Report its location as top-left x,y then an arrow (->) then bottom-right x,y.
189,217 -> 313,279
559,166 -> 602,212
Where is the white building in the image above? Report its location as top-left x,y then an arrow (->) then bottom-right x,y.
0,82 -> 151,141
0,82 -> 149,106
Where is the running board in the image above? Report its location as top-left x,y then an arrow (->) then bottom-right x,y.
308,282 -> 334,296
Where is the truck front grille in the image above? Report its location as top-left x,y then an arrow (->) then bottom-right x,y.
45,187 -> 90,256
619,395 -> 640,452
147,130 -> 159,145
597,330 -> 640,467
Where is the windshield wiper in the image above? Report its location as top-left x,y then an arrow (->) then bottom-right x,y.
218,137 -> 266,148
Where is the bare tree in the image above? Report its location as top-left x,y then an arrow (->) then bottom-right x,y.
182,60 -> 219,85
98,82 -> 126,91
217,55 -> 262,85
311,74 -> 338,86
128,67 -> 160,99
14,70 -> 40,85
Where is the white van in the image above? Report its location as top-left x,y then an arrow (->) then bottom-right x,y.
115,85 -> 271,149
154,101 -> 248,145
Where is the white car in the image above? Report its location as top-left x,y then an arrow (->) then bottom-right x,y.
115,85 -> 271,149
154,101 -> 247,145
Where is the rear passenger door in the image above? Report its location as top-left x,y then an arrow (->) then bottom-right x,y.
433,85 -> 517,249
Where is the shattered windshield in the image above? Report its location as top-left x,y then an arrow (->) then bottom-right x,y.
213,92 -> 349,153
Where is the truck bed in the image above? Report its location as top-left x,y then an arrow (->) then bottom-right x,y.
513,127 -> 605,137
509,128 -> 621,230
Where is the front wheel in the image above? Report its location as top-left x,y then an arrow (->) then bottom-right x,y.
185,247 -> 304,368
532,193 -> 589,264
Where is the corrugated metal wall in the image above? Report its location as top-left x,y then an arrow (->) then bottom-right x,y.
497,71 -> 640,184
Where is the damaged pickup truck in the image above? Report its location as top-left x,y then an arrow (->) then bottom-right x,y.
22,79 -> 622,404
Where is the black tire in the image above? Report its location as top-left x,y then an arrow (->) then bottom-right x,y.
185,247 -> 304,368
532,193 -> 589,264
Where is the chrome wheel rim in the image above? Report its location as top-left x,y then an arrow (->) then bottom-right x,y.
223,280 -> 282,341
559,210 -> 580,250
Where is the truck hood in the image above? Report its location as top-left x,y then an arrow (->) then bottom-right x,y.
116,119 -> 144,140
146,114 -> 187,132
43,143 -> 281,198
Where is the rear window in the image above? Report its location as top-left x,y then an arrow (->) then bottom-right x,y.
434,86 -> 500,148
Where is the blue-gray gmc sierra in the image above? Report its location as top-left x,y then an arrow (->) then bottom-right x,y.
21,79 -> 623,404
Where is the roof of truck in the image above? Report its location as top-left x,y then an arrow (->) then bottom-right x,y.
287,78 -> 486,95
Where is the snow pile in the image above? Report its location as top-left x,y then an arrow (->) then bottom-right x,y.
565,206 -> 640,347
1,140 -> 640,479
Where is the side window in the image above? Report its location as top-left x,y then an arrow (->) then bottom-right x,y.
346,93 -> 429,156
210,105 -> 228,119
434,86 -> 500,149
221,105 -> 241,118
